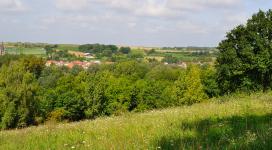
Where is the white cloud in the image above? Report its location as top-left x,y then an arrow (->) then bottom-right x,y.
1,0 -> 262,46
95,0 -> 240,17
52,0 -> 242,18
168,0 -> 239,10
41,14 -> 98,26
55,0 -> 88,10
175,20 -> 209,34
96,0 -> 174,17
135,0 -> 174,17
0,0 -> 26,12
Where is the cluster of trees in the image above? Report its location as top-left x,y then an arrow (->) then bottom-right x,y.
162,55 -> 179,64
44,45 -> 83,61
191,51 -> 210,56
161,47 -> 214,51
0,55 -> 218,129
44,44 -> 58,58
52,50 -> 79,61
78,44 -> 131,57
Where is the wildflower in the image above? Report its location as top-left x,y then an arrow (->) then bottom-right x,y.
71,146 -> 75,149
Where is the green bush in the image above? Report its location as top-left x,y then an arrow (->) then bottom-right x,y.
48,108 -> 67,122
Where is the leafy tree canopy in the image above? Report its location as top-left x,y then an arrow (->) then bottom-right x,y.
217,10 -> 272,93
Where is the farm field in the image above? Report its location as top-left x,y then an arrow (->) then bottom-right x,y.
3,43 -> 217,64
57,44 -> 79,51
0,92 -> 271,150
5,47 -> 46,55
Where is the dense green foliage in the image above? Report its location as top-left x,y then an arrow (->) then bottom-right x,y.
119,47 -> 131,54
45,45 -> 58,57
78,44 -> 134,58
0,55 -> 216,129
217,10 -> 272,93
51,50 -> 79,61
162,54 -> 179,64
78,44 -> 118,57
0,56 -> 44,129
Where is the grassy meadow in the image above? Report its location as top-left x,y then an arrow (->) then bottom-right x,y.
0,92 -> 271,150
57,44 -> 79,51
5,47 -> 46,55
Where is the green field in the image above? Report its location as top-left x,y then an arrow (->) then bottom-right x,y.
57,44 -> 79,51
0,92 -> 271,150
6,47 -> 46,55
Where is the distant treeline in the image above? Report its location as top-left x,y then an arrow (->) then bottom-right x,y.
161,46 -> 216,51
78,44 -> 131,56
6,42 -> 216,52
7,42 -> 48,48
0,55 -> 218,129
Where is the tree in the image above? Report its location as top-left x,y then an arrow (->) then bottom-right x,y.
201,65 -> 220,98
145,65 -> 181,81
162,54 -> 179,64
84,71 -> 112,118
0,61 -> 39,129
46,74 -> 87,121
1,102 -> 17,129
174,65 -> 207,105
216,10 -> 272,93
146,49 -> 156,55
21,56 -> 45,78
119,47 -> 131,54
45,45 -> 57,58
114,61 -> 149,80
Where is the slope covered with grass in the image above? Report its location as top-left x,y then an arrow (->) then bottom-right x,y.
0,93 -> 271,150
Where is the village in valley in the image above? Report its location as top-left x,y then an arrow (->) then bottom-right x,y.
1,42 -> 217,69
45,50 -> 101,69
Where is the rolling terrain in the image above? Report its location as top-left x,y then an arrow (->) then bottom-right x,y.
0,93 -> 271,150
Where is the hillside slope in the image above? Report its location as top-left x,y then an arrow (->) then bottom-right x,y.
0,93 -> 272,150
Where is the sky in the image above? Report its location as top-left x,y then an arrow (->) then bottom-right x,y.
0,0 -> 272,47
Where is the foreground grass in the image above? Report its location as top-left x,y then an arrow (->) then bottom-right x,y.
0,93 -> 272,150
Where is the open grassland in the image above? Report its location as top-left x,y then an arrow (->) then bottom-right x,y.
0,93 -> 271,150
6,47 -> 46,55
57,44 -> 79,51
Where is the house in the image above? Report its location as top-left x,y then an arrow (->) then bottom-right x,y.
46,60 -> 102,69
84,53 -> 95,59
68,51 -> 95,58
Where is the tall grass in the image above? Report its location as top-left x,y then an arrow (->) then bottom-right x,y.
0,92 -> 271,150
